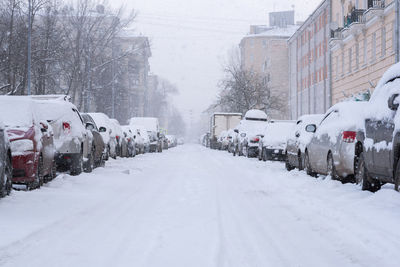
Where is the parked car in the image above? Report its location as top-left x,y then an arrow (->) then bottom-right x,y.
121,126 -> 136,157
110,119 -> 125,157
33,98 -> 93,175
226,129 -> 237,153
129,117 -> 162,153
160,133 -> 169,150
304,101 -> 369,182
0,97 -> 56,188
258,120 -> 295,162
0,121 -> 12,197
217,130 -> 228,150
81,113 -> 106,167
285,114 -> 324,171
129,125 -> 146,154
88,113 -> 118,160
233,109 -> 268,157
357,63 -> 400,191
166,135 -> 177,148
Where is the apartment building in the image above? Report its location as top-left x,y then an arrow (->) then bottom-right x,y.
288,0 -> 331,119
330,0 -> 396,103
240,16 -> 298,119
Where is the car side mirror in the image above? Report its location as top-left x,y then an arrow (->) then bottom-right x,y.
234,129 -> 239,133
295,131 -> 300,138
260,135 -> 264,138
86,122 -> 94,131
305,124 -> 317,133
388,94 -> 399,111
99,127 -> 107,133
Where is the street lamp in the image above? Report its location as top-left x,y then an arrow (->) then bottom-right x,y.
27,0 -> 32,95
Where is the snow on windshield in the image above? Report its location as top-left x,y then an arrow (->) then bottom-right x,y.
0,97 -> 34,127
264,122 -> 295,146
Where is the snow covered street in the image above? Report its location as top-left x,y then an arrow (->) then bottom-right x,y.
1,144 -> 400,267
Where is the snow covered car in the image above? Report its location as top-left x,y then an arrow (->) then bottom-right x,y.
0,121 -> 12,197
226,129 -> 237,153
110,119 -> 125,157
0,97 -> 56,188
356,62 -> 400,191
81,113 -> 106,167
217,130 -> 229,150
88,113 -> 118,160
129,117 -> 162,153
160,133 -> 169,150
233,109 -> 268,157
33,98 -> 93,175
121,126 -> 136,157
129,125 -> 146,154
285,114 -> 324,171
258,120 -> 295,162
304,101 -> 369,182
166,135 -> 177,148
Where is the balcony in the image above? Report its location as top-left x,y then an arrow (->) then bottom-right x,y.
331,28 -> 343,39
368,0 -> 385,9
344,8 -> 365,28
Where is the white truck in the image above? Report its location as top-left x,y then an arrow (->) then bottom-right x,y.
209,113 -> 242,149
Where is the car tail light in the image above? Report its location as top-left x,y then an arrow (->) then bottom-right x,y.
252,137 -> 260,142
127,138 -> 131,142
116,135 -> 120,140
63,122 -> 71,133
342,131 -> 356,143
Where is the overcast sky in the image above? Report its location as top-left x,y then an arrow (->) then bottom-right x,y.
111,0 -> 321,123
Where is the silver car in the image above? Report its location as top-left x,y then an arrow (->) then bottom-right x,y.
34,98 -> 93,175
285,114 -> 324,170
304,102 -> 368,181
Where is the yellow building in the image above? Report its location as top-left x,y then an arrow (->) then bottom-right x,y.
330,0 -> 396,103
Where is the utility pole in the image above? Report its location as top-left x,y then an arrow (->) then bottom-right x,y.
111,37 -> 115,118
27,0 -> 32,95
396,0 -> 400,62
85,43 -> 91,112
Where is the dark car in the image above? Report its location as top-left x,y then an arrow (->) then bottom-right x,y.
357,63 -> 400,191
81,114 -> 106,168
0,97 -> 56,189
0,122 -> 12,197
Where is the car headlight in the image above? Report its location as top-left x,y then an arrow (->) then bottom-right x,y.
10,139 -> 34,154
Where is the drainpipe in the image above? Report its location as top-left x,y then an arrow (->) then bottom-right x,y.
396,0 -> 399,62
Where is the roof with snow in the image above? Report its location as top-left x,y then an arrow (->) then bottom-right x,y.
245,25 -> 299,39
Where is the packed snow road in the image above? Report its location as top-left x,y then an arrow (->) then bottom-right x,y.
1,145 -> 400,267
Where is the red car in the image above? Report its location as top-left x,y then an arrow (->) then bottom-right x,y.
0,97 -> 56,189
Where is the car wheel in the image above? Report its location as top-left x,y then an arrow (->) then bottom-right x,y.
298,152 -> 304,170
1,155 -> 12,197
262,148 -> 267,162
84,147 -> 95,173
357,152 -> 381,192
71,152 -> 83,176
327,152 -> 339,180
285,153 -> 294,171
305,151 -> 317,177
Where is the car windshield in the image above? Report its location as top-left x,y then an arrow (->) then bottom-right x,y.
0,99 -> 34,127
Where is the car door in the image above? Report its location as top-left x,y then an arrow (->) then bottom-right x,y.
312,111 -> 338,173
365,117 -> 394,179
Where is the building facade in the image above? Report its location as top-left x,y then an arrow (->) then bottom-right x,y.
240,20 -> 298,119
288,0 -> 331,119
330,0 -> 396,103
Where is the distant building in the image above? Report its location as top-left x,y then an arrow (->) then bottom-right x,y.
116,30 -> 151,122
240,15 -> 298,119
288,0 -> 331,119
269,10 -> 295,27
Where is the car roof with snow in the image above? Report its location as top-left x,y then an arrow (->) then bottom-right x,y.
0,96 -> 38,128
244,109 -> 268,120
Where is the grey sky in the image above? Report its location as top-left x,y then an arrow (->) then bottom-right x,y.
111,0 -> 322,123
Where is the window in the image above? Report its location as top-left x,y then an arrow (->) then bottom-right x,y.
355,42 -> 359,69
371,32 -> 376,62
381,27 -> 386,57
349,48 -> 352,73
